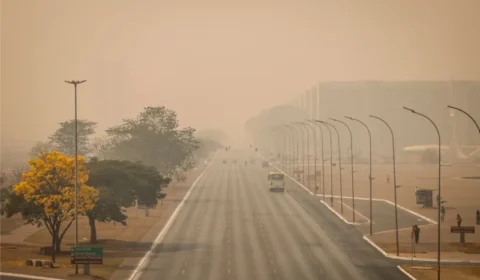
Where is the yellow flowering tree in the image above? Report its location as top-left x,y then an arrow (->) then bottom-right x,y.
12,151 -> 98,262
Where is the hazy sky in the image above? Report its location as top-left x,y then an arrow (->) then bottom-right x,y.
1,0 -> 479,153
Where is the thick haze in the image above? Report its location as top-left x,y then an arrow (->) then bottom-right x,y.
1,0 -> 480,162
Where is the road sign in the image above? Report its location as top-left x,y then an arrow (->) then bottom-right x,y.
71,247 -> 103,265
450,226 -> 475,234
450,226 -> 475,244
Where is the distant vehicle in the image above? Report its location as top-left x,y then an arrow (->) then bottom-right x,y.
262,161 -> 269,168
223,160 -> 227,164
268,172 -> 285,192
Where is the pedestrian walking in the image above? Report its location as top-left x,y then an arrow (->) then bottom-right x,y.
457,214 -> 462,227
411,225 -> 420,244
476,210 -> 480,225
441,206 -> 446,222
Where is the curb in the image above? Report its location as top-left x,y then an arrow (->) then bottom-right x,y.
126,152 -> 218,280
396,266 -> 417,280
0,272 -> 64,280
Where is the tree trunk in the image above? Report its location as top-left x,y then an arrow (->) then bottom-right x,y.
51,233 -> 56,263
88,215 -> 97,244
55,231 -> 62,253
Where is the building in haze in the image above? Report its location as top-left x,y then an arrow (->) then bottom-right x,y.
291,81 -> 480,162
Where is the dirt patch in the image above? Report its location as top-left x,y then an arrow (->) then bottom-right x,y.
0,165 -> 207,279
402,265 -> 480,280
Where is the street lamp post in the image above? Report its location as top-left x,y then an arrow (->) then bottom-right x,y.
297,122 -> 311,190
325,120 -> 344,214
447,105 -> 480,134
403,107 -> 442,280
293,123 -> 306,184
285,125 -> 296,176
332,118 -> 355,222
346,116 -> 374,235
289,124 -> 301,179
369,115 -> 399,256
308,120 -> 326,201
65,80 -> 86,275
315,120 -> 334,206
303,122 -> 317,194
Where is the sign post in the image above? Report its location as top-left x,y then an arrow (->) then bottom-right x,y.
450,226 -> 475,243
71,247 -> 103,275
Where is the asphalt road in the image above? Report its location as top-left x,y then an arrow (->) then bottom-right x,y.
136,149 -> 409,280
337,198 -> 433,234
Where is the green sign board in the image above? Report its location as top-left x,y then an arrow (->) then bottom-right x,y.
71,247 -> 103,264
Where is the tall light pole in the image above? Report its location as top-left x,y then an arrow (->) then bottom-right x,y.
65,80 -> 86,275
332,118 -> 355,222
297,122 -> 310,190
293,122 -> 306,184
326,120 -> 344,214
289,124 -> 301,179
302,122 -> 317,194
308,120 -> 326,201
369,115 -> 399,256
315,120 -> 334,206
285,125 -> 296,176
404,107 -> 442,280
346,116 -> 374,235
447,105 -> 480,134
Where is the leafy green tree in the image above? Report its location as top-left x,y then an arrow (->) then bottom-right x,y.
86,159 -> 170,243
49,119 -> 97,157
106,107 -> 200,176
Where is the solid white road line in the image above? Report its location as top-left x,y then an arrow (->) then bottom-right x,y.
0,272 -> 64,280
127,152 -> 218,280
396,265 -> 418,280
336,199 -> 373,224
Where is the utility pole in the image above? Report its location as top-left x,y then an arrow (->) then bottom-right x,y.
65,80 -> 86,275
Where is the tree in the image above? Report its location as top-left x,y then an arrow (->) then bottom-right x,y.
49,120 -> 97,157
1,151 -> 98,262
195,129 -> 228,144
85,159 -> 170,243
29,141 -> 56,159
106,107 -> 200,176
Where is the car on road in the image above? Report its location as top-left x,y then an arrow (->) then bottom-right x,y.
222,160 -> 227,164
268,172 -> 285,192
262,161 -> 269,168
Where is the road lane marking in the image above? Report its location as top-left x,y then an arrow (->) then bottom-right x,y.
335,199 -> 373,224
320,200 -> 366,226
397,265 -> 417,280
127,152 -> 217,280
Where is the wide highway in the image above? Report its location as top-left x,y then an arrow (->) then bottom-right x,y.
135,149 -> 408,280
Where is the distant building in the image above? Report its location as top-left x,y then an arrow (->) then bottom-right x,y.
291,81 -> 480,161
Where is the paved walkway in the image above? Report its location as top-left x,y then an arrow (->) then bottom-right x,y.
0,223 -> 44,245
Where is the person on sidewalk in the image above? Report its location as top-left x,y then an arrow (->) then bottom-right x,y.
476,210 -> 480,225
457,213 -> 462,227
441,206 -> 446,222
411,225 -> 420,244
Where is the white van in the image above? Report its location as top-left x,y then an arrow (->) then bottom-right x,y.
268,172 -> 285,192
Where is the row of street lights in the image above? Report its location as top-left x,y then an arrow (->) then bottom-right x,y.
272,106 -> 478,280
